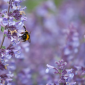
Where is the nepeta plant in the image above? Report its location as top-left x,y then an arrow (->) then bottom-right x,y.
47,60 -> 76,85
46,23 -> 85,85
0,0 -> 27,84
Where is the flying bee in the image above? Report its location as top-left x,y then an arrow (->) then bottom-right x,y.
19,26 -> 31,42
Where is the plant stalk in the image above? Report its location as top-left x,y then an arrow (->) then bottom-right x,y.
0,0 -> 11,49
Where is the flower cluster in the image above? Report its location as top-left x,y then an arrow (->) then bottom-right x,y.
0,0 -> 27,84
47,60 -> 76,85
61,24 -> 79,63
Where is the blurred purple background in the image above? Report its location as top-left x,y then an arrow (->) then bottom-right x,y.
0,0 -> 85,85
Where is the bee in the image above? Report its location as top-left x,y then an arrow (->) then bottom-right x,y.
19,26 -> 31,42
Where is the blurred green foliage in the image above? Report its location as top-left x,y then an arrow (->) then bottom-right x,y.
54,0 -> 63,6
24,0 -> 44,12
24,0 -> 63,12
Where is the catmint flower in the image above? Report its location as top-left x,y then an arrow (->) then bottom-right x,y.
0,62 -> 6,70
0,74 -> 7,84
64,69 -> 76,85
0,0 -> 27,84
13,10 -> 22,20
0,49 -> 5,57
46,60 -> 67,84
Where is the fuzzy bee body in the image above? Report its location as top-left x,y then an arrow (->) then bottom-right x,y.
19,26 -> 31,42
21,31 -> 30,42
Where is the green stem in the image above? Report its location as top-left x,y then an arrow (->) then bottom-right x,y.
0,0 -> 11,49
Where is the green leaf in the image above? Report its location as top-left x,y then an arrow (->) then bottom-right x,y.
1,26 -> 5,32
4,34 -> 7,37
1,46 -> 6,49
2,15 -> 4,17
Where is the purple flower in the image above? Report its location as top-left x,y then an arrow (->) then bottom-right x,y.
0,0 -> 27,84
0,62 -> 6,70
0,49 -> 5,57
13,10 -> 22,20
6,25 -> 16,31
47,60 -> 67,84
0,74 -> 7,84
